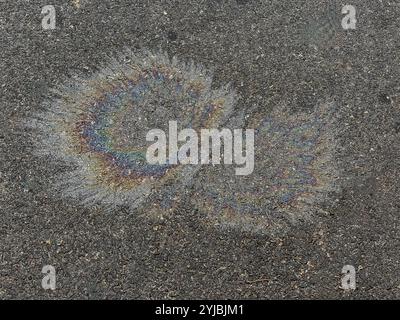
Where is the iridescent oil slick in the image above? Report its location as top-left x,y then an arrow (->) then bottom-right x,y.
192,102 -> 340,235
26,50 -> 236,213
26,48 -> 340,235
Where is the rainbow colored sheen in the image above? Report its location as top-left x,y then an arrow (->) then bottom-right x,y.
192,102 -> 339,234
28,50 -> 235,210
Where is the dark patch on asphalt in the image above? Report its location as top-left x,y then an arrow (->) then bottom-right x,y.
1,0 -> 400,299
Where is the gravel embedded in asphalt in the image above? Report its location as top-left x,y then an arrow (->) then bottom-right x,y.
0,0 -> 400,299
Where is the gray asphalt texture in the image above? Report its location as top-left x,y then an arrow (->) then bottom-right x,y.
1,0 -> 400,299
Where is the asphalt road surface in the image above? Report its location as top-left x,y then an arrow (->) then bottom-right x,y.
1,0 -> 400,299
